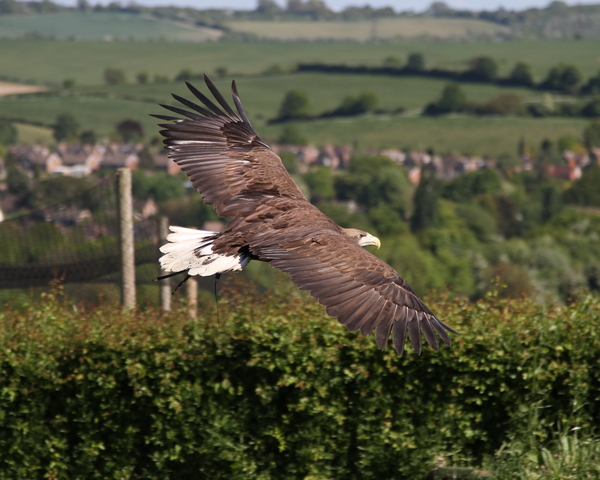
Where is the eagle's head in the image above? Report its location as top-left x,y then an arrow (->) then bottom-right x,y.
341,228 -> 381,249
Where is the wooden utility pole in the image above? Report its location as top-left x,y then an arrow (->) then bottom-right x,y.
158,216 -> 171,311
117,168 -> 136,308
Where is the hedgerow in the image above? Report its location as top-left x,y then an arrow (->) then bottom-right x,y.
1,280 -> 599,479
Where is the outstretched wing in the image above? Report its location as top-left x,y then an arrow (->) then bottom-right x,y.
250,230 -> 456,355
154,75 -> 306,218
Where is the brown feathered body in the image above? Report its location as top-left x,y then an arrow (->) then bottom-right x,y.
155,75 -> 456,356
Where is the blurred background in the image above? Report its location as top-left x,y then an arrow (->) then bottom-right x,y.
1,0 -> 600,307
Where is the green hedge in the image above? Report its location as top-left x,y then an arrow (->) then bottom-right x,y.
1,282 -> 600,479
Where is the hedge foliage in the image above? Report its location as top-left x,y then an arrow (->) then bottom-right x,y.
1,281 -> 600,479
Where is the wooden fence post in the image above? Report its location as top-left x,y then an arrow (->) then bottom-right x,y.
186,278 -> 198,319
117,168 -> 136,308
158,216 -> 171,311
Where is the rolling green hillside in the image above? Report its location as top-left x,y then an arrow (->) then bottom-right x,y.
225,17 -> 510,41
0,72 -> 569,157
0,38 -> 598,87
260,115 -> 589,156
0,12 -> 221,41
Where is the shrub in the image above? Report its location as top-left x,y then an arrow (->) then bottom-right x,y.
1,284 -> 600,478
104,67 -> 126,85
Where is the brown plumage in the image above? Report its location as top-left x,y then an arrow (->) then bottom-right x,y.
154,75 -> 456,356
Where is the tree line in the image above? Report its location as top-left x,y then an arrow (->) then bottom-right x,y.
297,54 -> 600,96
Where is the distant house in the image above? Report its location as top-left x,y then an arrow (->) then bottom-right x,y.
101,143 -> 140,170
547,160 -> 582,181
154,152 -> 182,175
133,198 -> 159,219
9,145 -> 51,173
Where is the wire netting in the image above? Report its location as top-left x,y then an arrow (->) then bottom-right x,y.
0,175 -> 160,289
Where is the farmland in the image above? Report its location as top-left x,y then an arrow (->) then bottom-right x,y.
0,11 -> 222,41
225,17 -> 511,41
0,37 -> 598,87
0,70 -> 588,156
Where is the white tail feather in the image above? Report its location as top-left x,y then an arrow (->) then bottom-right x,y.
159,226 -> 249,276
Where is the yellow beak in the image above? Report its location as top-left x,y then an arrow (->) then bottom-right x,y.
359,233 -> 381,250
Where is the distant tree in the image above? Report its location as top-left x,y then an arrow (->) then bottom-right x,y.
582,97 -> 600,118
541,64 -> 582,93
406,52 -> 425,71
467,56 -> 498,81
382,55 -> 401,68
286,0 -> 330,17
277,90 -> 311,120
0,118 -> 18,145
278,125 -> 308,145
541,184 -> 563,223
255,0 -> 283,14
556,134 -> 578,152
263,64 -> 286,75
175,69 -> 195,82
354,91 -> 378,113
132,171 -> 186,203
337,155 -> 412,215
480,94 -> 523,115
53,113 -> 79,142
581,68 -> 600,95
77,0 -> 90,11
0,0 -> 26,14
583,120 -> 600,156
104,67 -> 126,85
564,163 -> 600,206
137,145 -> 155,170
508,61 -> 534,87
411,169 -> 440,232
116,120 -> 144,142
303,167 -> 334,202
6,166 -> 30,196
424,83 -> 467,115
368,205 -> 406,237
279,151 -> 300,174
136,72 -> 149,84
153,74 -> 170,84
62,78 -> 75,89
79,130 -> 97,145
331,91 -> 378,116
428,1 -> 453,15
215,66 -> 228,78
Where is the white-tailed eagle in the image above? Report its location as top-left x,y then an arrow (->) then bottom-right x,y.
154,75 -> 456,355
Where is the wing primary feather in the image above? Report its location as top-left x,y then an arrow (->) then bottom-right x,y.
437,317 -> 459,335
408,311 -> 422,355
186,81 -> 227,117
431,318 -> 453,346
172,93 -> 217,118
231,80 -> 252,125
203,74 -> 239,118
151,114 -> 181,122
159,103 -> 205,121
420,315 -> 439,351
392,307 -> 409,356
375,304 -> 396,350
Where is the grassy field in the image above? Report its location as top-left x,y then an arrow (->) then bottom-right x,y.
1,92 -> 589,157
14,123 -> 53,144
260,115 -> 590,156
226,17 -> 510,41
0,38 -> 598,87
0,12 -> 221,41
75,72 -> 540,115
0,72 -> 550,148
